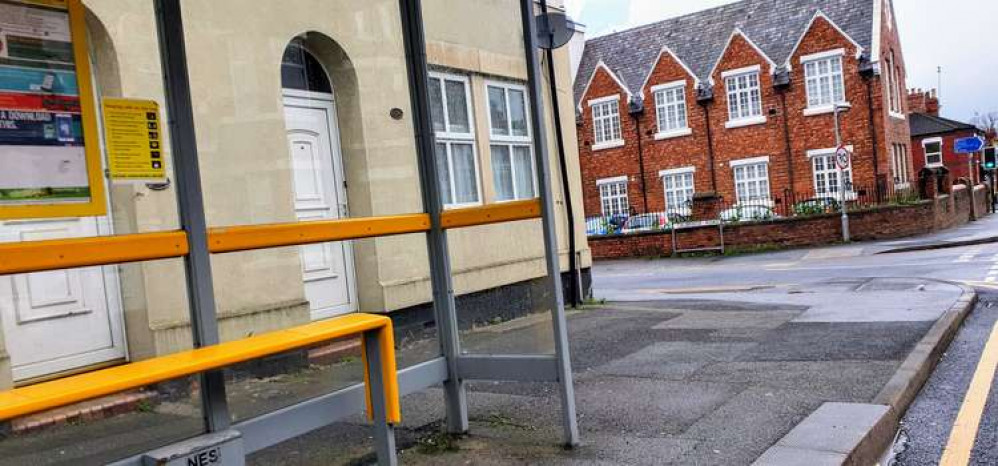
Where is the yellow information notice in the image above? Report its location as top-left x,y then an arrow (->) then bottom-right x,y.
102,98 -> 166,181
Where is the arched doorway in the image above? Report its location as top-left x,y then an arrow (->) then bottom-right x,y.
281,38 -> 358,320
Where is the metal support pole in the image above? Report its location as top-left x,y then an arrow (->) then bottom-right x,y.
397,0 -> 468,434
153,0 -> 230,432
833,104 -> 851,243
519,0 -> 580,447
364,331 -> 398,466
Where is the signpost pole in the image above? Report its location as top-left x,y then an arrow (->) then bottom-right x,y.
833,104 -> 850,242
955,136 -> 987,220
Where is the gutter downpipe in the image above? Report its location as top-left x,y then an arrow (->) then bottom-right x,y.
863,67 -> 882,201
701,100 -> 718,192
632,107 -> 649,212
779,90 -> 795,199
538,0 -> 581,307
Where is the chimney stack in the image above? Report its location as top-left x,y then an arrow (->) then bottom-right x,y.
908,88 -> 940,116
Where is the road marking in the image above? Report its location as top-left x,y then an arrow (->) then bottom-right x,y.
956,247 -> 983,263
803,248 -> 862,260
939,321 -> 998,466
768,262 -> 962,271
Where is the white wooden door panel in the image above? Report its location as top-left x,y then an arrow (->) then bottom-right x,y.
0,217 -> 125,381
283,93 -> 358,320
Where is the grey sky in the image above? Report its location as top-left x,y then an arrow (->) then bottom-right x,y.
565,0 -> 996,122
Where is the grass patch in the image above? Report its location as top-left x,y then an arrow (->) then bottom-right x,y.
415,431 -> 461,455
476,412 -> 537,431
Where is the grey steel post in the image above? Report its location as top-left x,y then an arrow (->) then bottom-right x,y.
519,0 -> 580,447
397,0 -> 469,434
833,104 -> 851,243
363,331 -> 398,466
153,0 -> 230,432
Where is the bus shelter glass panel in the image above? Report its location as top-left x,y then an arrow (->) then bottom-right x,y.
421,0 -> 586,356
174,0 -> 439,424
0,259 -> 205,466
0,1 -> 216,461
0,0 -> 193,376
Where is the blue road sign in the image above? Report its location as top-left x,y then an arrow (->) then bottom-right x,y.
955,136 -> 986,154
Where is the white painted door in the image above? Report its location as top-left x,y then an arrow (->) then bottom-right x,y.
0,217 -> 125,382
283,92 -> 358,320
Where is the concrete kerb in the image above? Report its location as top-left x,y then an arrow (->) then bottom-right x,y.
876,235 -> 998,255
754,281 -> 977,465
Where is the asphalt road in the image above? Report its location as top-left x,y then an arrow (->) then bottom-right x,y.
594,231 -> 998,466
891,290 -> 998,465
594,237 -> 998,300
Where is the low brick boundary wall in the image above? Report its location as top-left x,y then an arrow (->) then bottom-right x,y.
590,185 -> 989,260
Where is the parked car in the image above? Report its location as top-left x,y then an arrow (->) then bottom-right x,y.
793,197 -> 840,216
586,214 -> 629,236
620,213 -> 669,234
719,204 -> 778,223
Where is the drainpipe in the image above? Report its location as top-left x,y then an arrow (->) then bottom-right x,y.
538,0 -> 580,307
774,67 -> 794,201
697,84 -> 718,192
629,97 -> 649,212
860,57 -> 881,200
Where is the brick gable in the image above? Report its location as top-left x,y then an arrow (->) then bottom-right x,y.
784,14 -> 882,192
578,66 -> 638,216
637,49 -> 712,211
709,33 -> 785,203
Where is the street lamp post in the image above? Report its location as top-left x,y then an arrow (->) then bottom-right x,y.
833,104 -> 850,242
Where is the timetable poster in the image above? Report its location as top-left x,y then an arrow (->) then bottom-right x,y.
0,0 -> 91,205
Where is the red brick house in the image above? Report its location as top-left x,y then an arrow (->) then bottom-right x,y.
574,0 -> 913,221
908,89 -> 983,182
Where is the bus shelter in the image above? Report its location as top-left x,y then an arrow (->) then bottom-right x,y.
0,0 -> 586,464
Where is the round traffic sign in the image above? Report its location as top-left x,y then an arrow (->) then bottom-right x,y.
835,146 -> 851,170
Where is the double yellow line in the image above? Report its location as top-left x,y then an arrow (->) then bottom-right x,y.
939,321 -> 998,465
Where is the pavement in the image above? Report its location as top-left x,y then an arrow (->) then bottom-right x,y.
872,211 -> 998,254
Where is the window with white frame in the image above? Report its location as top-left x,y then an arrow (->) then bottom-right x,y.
487,81 -> 535,201
429,72 -> 481,207
923,138 -> 943,167
811,152 -> 853,197
597,177 -> 629,217
887,51 -> 903,115
661,168 -> 695,214
590,96 -> 623,147
733,159 -> 771,204
891,143 -> 910,186
803,52 -> 845,108
653,82 -> 688,135
725,69 -> 763,121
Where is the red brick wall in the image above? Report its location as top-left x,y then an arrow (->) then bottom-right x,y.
589,187 -> 988,260
911,129 -> 979,180
877,1 -> 914,186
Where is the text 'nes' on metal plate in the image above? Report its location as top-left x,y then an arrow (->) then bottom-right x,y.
141,430 -> 244,466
